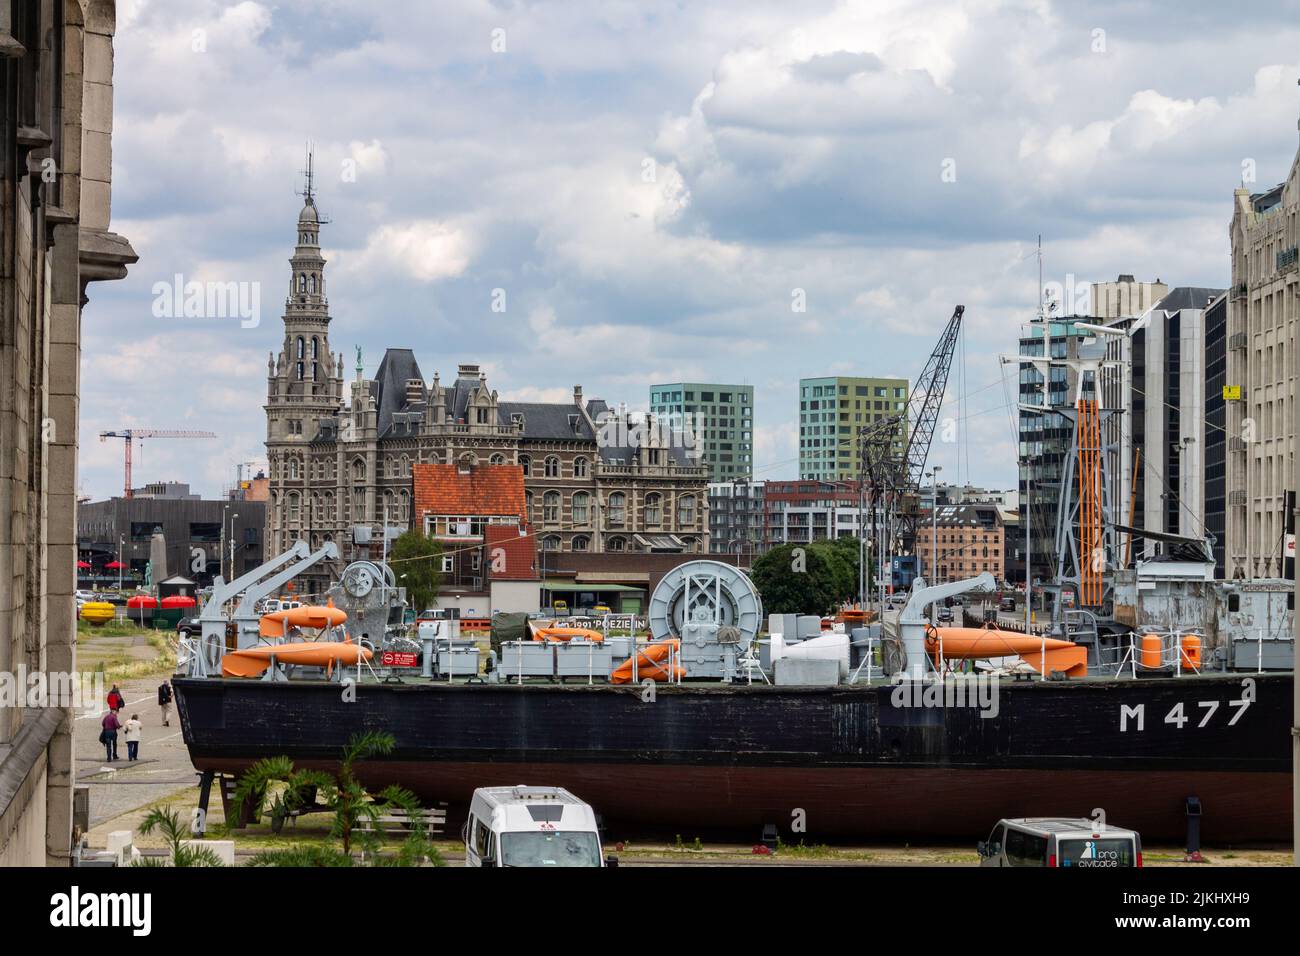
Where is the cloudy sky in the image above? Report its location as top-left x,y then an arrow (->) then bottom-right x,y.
80,0 -> 1300,500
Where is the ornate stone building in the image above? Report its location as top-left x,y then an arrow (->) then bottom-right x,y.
1227,122 -> 1299,580
2,0 -> 136,866
265,187 -> 709,595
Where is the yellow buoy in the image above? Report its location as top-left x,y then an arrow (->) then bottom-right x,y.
80,601 -> 116,625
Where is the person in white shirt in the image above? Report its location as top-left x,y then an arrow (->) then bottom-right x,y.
124,713 -> 142,761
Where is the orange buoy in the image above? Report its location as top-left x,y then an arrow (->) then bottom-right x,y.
1141,634 -> 1163,669
1179,634 -> 1202,669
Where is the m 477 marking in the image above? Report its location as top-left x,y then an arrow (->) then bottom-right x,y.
1119,678 -> 1256,732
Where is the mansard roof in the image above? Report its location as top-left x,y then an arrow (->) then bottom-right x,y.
498,402 -> 595,441
374,348 -> 426,437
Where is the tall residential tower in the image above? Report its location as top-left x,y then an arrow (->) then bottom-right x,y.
649,383 -> 753,482
798,376 -> 908,481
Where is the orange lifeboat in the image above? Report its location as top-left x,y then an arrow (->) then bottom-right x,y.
926,626 -> 1088,678
221,638 -> 372,678
259,601 -> 348,639
533,627 -> 605,643
610,640 -> 684,684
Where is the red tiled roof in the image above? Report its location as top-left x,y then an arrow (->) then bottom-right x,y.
485,523 -> 539,581
412,463 -> 526,519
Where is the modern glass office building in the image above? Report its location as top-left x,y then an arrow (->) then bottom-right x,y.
649,383 -> 754,482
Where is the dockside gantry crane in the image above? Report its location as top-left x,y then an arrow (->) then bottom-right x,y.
857,305 -> 964,592
98,428 -> 217,498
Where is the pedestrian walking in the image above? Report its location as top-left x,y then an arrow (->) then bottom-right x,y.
99,710 -> 121,761
124,713 -> 142,761
157,680 -> 173,726
107,683 -> 125,713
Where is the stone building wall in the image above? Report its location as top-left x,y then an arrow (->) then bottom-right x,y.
0,0 -> 134,866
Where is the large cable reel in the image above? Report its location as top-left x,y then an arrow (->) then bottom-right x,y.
648,560 -> 763,680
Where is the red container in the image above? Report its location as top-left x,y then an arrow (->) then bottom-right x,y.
126,595 -> 158,609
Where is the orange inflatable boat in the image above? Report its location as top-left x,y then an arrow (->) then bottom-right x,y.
610,639 -> 685,684
259,601 -> 348,639
926,626 -> 1088,678
532,626 -> 605,643
222,638 -> 373,678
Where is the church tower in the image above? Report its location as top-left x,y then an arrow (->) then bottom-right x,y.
265,149 -> 346,555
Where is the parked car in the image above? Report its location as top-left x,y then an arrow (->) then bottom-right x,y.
978,818 -> 1141,868
936,606 -> 954,623
999,597 -> 1016,612
176,616 -> 203,639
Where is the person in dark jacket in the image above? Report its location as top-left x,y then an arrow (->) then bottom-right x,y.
100,710 -> 121,761
157,681 -> 173,726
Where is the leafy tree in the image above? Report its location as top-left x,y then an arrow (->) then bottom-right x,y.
750,538 -> 871,616
132,806 -> 224,867
817,537 -> 872,603
751,544 -> 833,615
391,530 -> 442,612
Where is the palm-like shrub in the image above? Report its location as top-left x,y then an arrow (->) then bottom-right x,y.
132,806 -> 224,867
235,731 -> 443,867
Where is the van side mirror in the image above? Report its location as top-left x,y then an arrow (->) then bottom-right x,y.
977,841 -> 988,857
481,857 -> 496,868
605,854 -> 619,868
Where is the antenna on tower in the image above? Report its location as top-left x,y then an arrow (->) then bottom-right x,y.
299,141 -> 315,205
296,141 -> 330,224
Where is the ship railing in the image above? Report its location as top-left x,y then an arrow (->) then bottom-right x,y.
848,632 -> 878,684
738,646 -> 770,685
1106,630 -> 1206,679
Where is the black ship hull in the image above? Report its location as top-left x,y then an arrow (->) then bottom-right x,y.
174,673 -> 1292,842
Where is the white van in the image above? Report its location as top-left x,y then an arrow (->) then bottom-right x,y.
978,817 -> 1142,868
257,598 -> 302,615
463,786 -> 613,868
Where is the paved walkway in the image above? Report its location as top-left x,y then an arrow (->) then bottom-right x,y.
76,674 -> 199,831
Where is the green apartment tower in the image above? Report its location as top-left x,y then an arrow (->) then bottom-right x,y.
799,376 -> 909,481
649,383 -> 754,482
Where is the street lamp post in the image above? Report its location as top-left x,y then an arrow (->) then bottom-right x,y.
230,513 -> 239,579
117,534 -> 124,591
932,466 -> 942,586
221,504 -> 230,581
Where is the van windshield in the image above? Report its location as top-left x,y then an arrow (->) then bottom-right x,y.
500,830 -> 600,867
1059,838 -> 1136,867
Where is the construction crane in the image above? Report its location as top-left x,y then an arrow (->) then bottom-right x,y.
857,305 -> 965,594
98,429 -> 217,499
